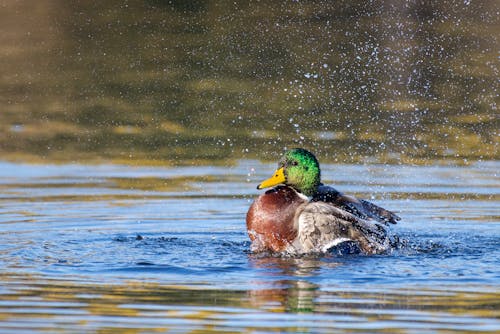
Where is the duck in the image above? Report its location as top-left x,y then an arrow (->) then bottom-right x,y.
246,148 -> 400,255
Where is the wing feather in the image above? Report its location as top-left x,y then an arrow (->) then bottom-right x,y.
297,202 -> 390,254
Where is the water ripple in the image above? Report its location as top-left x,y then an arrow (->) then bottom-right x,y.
0,160 -> 499,332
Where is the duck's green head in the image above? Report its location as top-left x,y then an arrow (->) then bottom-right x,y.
257,148 -> 321,197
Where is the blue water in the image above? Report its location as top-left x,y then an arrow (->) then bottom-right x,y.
0,160 -> 499,333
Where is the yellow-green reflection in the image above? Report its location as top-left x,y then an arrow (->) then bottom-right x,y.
0,1 -> 498,165
0,272 -> 498,332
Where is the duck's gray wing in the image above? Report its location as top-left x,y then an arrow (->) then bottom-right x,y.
313,185 -> 400,225
296,202 -> 390,255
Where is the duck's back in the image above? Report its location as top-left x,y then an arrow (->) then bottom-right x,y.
313,185 -> 400,225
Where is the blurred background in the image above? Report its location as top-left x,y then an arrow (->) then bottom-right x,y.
1,0 -> 498,164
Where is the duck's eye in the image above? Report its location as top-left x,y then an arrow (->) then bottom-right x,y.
291,161 -> 298,166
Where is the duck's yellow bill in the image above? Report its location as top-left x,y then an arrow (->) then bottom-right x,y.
257,167 -> 286,189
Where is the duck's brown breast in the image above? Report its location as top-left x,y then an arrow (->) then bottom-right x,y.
246,186 -> 307,252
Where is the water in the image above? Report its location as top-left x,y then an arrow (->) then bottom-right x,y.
0,160 -> 498,333
1,1 -> 497,331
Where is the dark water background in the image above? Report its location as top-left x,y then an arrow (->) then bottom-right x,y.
0,0 -> 498,164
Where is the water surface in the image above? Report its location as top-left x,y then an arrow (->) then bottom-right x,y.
0,160 -> 498,332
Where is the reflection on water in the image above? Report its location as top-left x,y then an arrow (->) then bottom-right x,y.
0,273 -> 498,333
0,1 -> 498,164
0,160 -> 499,332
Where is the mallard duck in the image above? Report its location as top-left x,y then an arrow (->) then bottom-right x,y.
246,148 -> 400,255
